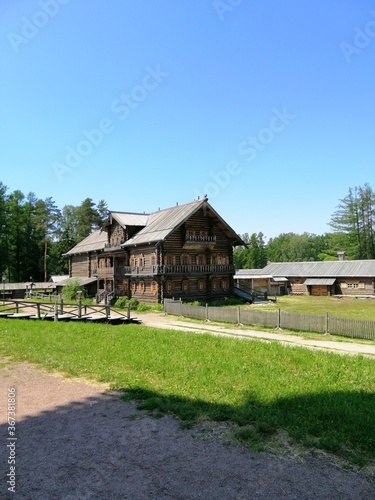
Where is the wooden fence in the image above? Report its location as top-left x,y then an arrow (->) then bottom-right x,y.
163,299 -> 375,340
0,299 -> 136,324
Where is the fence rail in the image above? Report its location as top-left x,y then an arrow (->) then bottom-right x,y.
163,300 -> 375,340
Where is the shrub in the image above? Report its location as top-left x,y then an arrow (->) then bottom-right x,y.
62,279 -> 86,301
137,303 -> 151,312
115,296 -> 129,309
128,298 -> 139,310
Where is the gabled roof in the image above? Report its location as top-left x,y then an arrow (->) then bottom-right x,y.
262,260 -> 375,278
105,212 -> 149,229
121,198 -> 244,247
63,230 -> 108,256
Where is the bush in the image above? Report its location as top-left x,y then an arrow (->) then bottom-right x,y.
115,296 -> 129,309
137,303 -> 151,312
128,298 -> 139,310
62,279 -> 86,301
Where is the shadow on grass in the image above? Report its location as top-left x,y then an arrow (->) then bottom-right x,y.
121,387 -> 375,467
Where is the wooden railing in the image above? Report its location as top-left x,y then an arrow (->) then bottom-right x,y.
162,264 -> 234,274
94,264 -> 234,278
185,234 -> 216,243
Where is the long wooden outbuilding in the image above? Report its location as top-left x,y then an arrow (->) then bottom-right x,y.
235,258 -> 375,296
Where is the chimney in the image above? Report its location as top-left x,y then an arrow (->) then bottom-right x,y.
337,251 -> 345,261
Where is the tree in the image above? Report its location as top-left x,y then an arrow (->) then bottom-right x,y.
267,233 -> 325,262
329,184 -> 375,259
233,232 -> 267,269
0,183 -> 9,279
75,198 -> 99,240
34,197 -> 60,281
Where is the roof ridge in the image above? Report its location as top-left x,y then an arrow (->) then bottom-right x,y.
149,197 -> 205,216
109,210 -> 150,216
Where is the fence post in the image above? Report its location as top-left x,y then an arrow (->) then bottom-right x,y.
77,293 -> 82,319
127,302 -> 130,321
54,303 -> 58,322
277,308 -> 281,329
36,303 -> 41,319
237,305 -> 241,325
205,303 -> 209,322
16,302 -> 19,313
60,295 -> 64,315
325,312 -> 329,335
105,304 -> 110,320
180,298 -> 183,317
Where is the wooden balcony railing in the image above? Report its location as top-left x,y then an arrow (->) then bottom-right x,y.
185,234 -> 216,243
93,267 -> 114,277
94,264 -> 234,278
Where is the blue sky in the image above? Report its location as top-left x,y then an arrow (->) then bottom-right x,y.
1,0 -> 374,241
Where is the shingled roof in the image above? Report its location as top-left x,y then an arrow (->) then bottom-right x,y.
63,230 -> 108,256
121,198 -> 244,247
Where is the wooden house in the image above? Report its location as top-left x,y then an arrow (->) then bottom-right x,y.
64,197 -> 244,303
235,258 -> 375,297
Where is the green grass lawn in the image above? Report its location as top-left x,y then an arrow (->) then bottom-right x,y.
0,318 -> 374,467
254,294 -> 375,321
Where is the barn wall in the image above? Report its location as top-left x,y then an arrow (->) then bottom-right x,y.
336,278 -> 374,295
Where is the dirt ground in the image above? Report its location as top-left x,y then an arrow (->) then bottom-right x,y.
0,314 -> 374,499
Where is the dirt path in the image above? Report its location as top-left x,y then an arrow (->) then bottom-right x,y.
136,311 -> 375,358
0,357 -> 374,499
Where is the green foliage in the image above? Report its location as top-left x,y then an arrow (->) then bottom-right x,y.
0,320 -> 374,466
137,303 -> 152,312
234,232 -> 267,269
128,298 -> 139,310
62,279 -> 85,301
115,296 -> 129,309
329,183 -> 375,259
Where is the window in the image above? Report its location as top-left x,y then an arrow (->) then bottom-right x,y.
347,283 -> 359,289
197,254 -> 206,265
212,278 -> 219,292
151,281 -> 158,295
216,255 -> 227,265
165,254 -> 175,265
197,279 -> 206,291
182,280 -> 190,293
138,280 -> 145,294
130,255 -> 135,267
181,253 -> 190,265
166,280 -> 174,293
221,279 -> 229,290
130,281 -> 136,293
151,253 -> 156,266
138,255 -> 144,267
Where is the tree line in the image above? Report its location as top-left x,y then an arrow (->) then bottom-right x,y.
0,181 -> 108,282
1,181 -> 374,281
234,183 -> 375,268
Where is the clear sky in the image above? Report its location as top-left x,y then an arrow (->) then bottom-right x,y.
1,0 -> 374,241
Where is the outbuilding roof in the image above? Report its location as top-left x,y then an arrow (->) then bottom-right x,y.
262,260 -> 375,278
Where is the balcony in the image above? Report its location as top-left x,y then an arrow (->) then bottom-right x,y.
93,267 -> 114,278
95,264 -> 235,278
183,234 -> 216,249
162,264 -> 234,274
